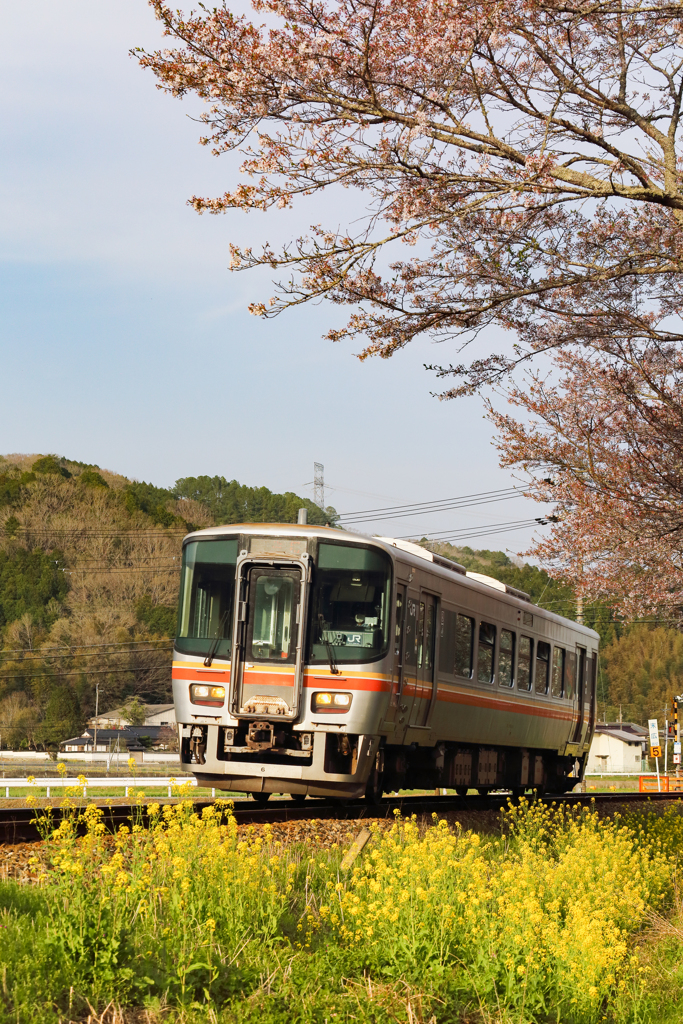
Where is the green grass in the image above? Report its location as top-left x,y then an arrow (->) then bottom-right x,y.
0,785 -> 231,801
2,799 -> 683,1023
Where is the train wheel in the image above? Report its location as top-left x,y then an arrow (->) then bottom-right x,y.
251,792 -> 271,805
365,747 -> 385,805
365,771 -> 385,806
455,786 -> 468,797
290,794 -> 307,806
477,787 -> 491,797
511,786 -> 525,799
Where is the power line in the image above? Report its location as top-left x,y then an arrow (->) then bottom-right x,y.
403,518 -> 548,543
0,638 -> 174,656
339,485 -> 528,517
60,566 -> 180,575
0,665 -> 171,682
338,486 -> 532,523
0,646 -> 173,665
407,516 -> 543,539
60,556 -> 179,564
341,492 -> 534,526
14,528 -> 186,536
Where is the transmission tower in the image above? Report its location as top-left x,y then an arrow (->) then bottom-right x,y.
313,462 -> 325,510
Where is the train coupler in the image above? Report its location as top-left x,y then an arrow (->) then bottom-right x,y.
189,725 -> 207,765
246,720 -> 275,751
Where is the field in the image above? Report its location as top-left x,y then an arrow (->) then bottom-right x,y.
2,795 -> 683,1024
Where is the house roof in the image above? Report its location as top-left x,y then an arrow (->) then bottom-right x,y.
594,723 -> 647,745
60,725 -> 168,746
595,722 -> 648,736
94,704 -> 175,718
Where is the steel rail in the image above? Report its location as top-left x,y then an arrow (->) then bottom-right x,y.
0,791 -> 681,846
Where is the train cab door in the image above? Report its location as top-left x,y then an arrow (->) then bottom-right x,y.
411,593 -> 437,727
381,584 -> 406,730
587,653 -> 598,739
230,563 -> 305,721
391,589 -> 419,742
571,646 -> 587,743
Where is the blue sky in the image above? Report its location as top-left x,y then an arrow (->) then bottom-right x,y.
0,1 -> 549,552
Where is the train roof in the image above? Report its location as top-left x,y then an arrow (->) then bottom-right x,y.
183,523 -> 599,641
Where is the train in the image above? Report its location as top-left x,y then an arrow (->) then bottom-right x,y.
172,519 -> 598,801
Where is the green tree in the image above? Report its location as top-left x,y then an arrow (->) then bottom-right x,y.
38,686 -> 82,747
123,481 -> 179,527
174,475 -> 335,526
78,470 -> 109,489
135,595 -> 176,637
31,455 -> 71,478
123,696 -> 147,727
0,548 -> 68,629
0,473 -> 23,509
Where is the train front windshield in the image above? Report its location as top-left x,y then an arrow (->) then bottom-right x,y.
176,538 -> 238,659
175,536 -> 392,666
308,542 -> 392,664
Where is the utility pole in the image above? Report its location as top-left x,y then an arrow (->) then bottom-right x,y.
665,702 -> 669,775
673,696 -> 682,776
94,683 -> 100,765
313,462 -> 325,510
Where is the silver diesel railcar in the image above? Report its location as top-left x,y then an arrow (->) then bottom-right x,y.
172,523 -> 598,800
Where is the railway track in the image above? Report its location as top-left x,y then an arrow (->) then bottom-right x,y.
0,790 -> 681,845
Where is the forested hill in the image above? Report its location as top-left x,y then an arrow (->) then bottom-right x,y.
0,453 -> 334,748
0,452 -> 668,745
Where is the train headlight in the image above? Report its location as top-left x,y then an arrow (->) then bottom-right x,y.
190,684 -> 225,706
312,691 -> 353,713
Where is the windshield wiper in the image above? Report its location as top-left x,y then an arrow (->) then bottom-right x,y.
204,609 -> 230,667
318,613 -> 340,675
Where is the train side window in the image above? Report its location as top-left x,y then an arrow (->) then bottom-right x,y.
478,622 -> 496,684
499,629 -> 515,687
518,636 -> 533,690
424,601 -> 435,671
535,641 -> 550,694
439,609 -> 456,674
454,614 -> 474,677
394,591 -> 404,658
551,646 -> 565,698
417,601 -> 426,668
564,650 -> 576,700
404,599 -> 417,667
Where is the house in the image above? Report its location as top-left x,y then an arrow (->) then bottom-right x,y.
60,725 -> 176,753
142,705 -> 176,727
586,722 -> 648,774
87,703 -> 176,729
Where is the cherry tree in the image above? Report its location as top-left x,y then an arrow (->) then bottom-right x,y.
490,345 -> 683,615
139,0 -> 683,611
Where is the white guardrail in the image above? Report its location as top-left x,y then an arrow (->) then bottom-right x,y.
0,777 -> 211,799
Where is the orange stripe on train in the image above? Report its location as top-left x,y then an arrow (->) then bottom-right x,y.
172,668 -> 573,721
